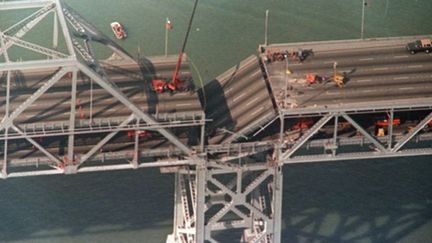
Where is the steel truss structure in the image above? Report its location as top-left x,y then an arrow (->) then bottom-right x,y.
0,0 -> 207,177
1,1 -> 432,243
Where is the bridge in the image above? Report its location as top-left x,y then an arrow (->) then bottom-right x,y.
1,1 -> 431,242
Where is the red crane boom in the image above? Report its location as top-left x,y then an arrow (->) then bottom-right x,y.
168,0 -> 199,91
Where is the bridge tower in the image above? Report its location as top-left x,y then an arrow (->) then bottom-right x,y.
166,161 -> 283,243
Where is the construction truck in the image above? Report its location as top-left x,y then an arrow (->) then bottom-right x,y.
331,73 -> 345,88
304,72 -> 346,87
330,61 -> 346,88
152,77 -> 186,93
305,74 -> 324,85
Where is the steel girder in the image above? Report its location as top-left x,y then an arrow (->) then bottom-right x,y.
0,116 -> 206,141
2,33 -> 68,59
61,2 -> 133,62
0,0 -> 52,10
0,32 -> 10,62
392,111 -> 432,152
0,2 -> 67,58
278,109 -> 432,164
0,59 -> 77,72
281,113 -> 334,159
208,108 -> 432,167
281,100 -> 432,117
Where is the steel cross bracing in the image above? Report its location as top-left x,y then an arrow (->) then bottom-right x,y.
278,108 -> 432,164
166,163 -> 283,243
0,0 -> 205,178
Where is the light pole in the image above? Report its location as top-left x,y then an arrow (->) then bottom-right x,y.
361,0 -> 366,39
284,53 -> 288,106
165,17 -> 172,56
385,0 -> 389,16
264,9 -> 269,46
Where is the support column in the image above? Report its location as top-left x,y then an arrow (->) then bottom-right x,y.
200,115 -> 206,151
66,69 -> 77,173
53,10 -> 58,49
132,120 -> 140,169
2,71 -> 11,177
272,112 -> 284,243
388,109 -> 394,149
167,173 -> 184,243
195,163 -> 206,243
272,166 -> 283,243
332,114 -> 339,156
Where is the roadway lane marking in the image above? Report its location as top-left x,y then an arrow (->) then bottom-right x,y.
246,97 -> 259,107
233,93 -> 246,102
393,55 -> 409,58
399,87 -> 415,90
174,92 -> 189,97
408,65 -> 423,68
249,70 -> 262,79
176,103 -> 191,107
225,87 -> 233,95
326,91 -> 339,95
359,58 -> 374,61
393,76 -> 409,80
362,89 -> 374,93
251,106 -> 264,116
357,79 -> 371,83
373,67 -> 389,71
324,61 -> 336,64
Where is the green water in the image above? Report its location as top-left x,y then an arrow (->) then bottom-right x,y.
66,0 -> 432,82
0,0 -> 432,242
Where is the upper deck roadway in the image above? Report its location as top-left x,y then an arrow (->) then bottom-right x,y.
263,36 -> 432,115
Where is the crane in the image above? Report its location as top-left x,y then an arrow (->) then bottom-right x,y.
152,0 -> 200,93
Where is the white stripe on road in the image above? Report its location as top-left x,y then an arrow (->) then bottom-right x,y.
408,65 -> 423,68
233,93 -> 246,102
393,55 -> 409,58
373,67 -> 389,71
357,79 -> 371,83
399,87 -> 414,90
359,58 -> 374,61
176,103 -> 191,107
393,76 -> 409,80
249,70 -> 262,79
251,106 -> 264,116
225,87 -> 233,95
246,97 -> 259,107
